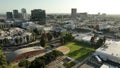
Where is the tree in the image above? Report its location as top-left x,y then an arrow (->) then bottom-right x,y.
90,33 -> 98,47
0,55 -> 7,66
63,33 -> 74,43
29,50 -> 63,68
19,37 -> 23,44
95,24 -> 99,31
29,58 -> 45,68
3,38 -> 8,44
60,37 -> 65,44
33,28 -> 39,35
53,32 -> 61,38
0,44 -> 3,50
0,48 -> 7,68
53,31 -> 57,38
41,33 -> 48,41
40,36 -> 46,47
26,35 -> 29,43
15,38 -> 19,45
32,32 -> 36,40
103,36 -> 106,44
90,37 -> 95,46
18,59 -> 30,68
52,50 -> 63,57
47,33 -> 53,41
96,38 -> 104,48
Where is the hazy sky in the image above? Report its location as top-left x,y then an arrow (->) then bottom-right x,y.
0,0 -> 120,14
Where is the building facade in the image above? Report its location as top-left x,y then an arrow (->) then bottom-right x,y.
21,8 -> 27,20
71,8 -> 77,19
13,10 -> 19,19
6,12 -> 13,20
30,9 -> 46,25
0,28 -> 35,46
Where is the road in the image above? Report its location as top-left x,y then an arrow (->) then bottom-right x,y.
3,38 -> 61,54
3,40 -> 40,54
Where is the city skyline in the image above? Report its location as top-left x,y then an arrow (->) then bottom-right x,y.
0,0 -> 120,14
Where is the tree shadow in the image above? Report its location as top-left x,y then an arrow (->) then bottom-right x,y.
75,51 -> 92,61
73,41 -> 94,48
76,53 -> 88,61
67,48 -> 90,59
67,47 -> 94,61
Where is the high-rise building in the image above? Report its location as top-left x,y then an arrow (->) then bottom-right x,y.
6,12 -> 13,20
71,8 -> 77,19
13,10 -> 19,19
30,9 -> 46,25
21,8 -> 27,20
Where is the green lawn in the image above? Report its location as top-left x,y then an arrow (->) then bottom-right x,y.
64,41 -> 95,61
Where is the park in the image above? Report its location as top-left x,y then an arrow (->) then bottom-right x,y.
64,41 -> 95,61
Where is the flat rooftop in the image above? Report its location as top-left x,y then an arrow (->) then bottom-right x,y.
96,40 -> 120,57
100,63 -> 118,68
94,39 -> 120,64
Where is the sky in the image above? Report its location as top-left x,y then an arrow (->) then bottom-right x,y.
0,0 -> 120,14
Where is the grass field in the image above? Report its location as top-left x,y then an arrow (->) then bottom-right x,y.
64,41 -> 95,61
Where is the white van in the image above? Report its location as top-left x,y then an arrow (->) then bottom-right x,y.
95,55 -> 102,63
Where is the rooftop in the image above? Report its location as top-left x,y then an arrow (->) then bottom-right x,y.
0,27 -> 32,39
100,63 -> 118,68
94,39 -> 120,64
96,40 -> 120,57
7,46 -> 44,62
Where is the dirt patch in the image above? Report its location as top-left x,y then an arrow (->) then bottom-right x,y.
56,46 -> 70,54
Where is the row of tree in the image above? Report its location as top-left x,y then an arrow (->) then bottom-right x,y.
40,33 -> 52,47
18,50 -> 63,68
39,31 -> 75,47
39,31 -> 61,47
0,45 -> 7,68
33,28 -> 61,39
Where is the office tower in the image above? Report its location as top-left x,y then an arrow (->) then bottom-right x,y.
71,8 -> 77,19
6,12 -> 13,20
13,10 -> 19,19
30,9 -> 46,25
21,8 -> 27,20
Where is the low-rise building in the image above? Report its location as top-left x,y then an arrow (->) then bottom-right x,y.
64,23 -> 76,29
94,39 -> 120,64
22,22 -> 53,33
0,28 -> 35,46
100,63 -> 118,68
0,22 -> 13,29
